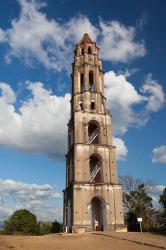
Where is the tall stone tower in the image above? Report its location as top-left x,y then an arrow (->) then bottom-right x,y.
63,33 -> 126,233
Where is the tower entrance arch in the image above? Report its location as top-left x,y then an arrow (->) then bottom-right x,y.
91,197 -> 107,231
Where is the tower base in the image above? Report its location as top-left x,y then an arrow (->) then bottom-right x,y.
69,224 -> 127,233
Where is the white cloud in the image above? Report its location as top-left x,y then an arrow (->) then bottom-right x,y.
0,74 -> 164,162
2,0 -> 98,71
0,81 -> 70,159
141,74 -> 165,112
0,28 -> 6,42
99,20 -> 146,62
0,179 -> 62,221
0,0 -> 146,70
104,71 -> 165,135
105,71 -> 143,134
0,80 -> 126,161
152,145 -> 166,164
0,179 -> 61,200
0,82 -> 16,103
150,185 -> 165,193
64,15 -> 98,44
113,137 -> 128,161
5,0 -> 67,70
119,68 -> 139,78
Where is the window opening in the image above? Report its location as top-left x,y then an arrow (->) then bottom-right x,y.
89,155 -> 101,183
88,122 -> 99,144
88,46 -> 92,54
89,71 -> 94,92
91,101 -> 95,110
79,102 -> 83,110
80,73 -> 85,92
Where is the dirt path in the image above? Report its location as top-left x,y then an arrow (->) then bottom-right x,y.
0,233 -> 164,250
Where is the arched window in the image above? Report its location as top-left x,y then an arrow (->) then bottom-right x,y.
91,100 -> 95,110
88,46 -> 92,54
80,73 -> 84,92
79,101 -> 83,111
89,155 -> 102,183
89,71 -> 94,92
88,121 -> 99,144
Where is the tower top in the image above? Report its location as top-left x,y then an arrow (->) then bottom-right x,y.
79,33 -> 93,44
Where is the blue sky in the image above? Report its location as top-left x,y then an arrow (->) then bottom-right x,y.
0,0 -> 165,221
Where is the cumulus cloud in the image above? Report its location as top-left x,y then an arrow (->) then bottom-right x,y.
0,74 -> 165,162
105,71 -> 143,134
104,71 -> 165,135
0,0 -> 146,70
113,137 -> 128,161
0,82 -> 16,103
0,179 -> 62,221
0,81 -> 70,159
0,28 -> 6,42
0,0 -> 98,70
0,80 -> 130,161
152,145 -> 166,164
99,20 -> 146,62
141,74 -> 165,112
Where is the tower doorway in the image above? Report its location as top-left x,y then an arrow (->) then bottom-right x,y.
91,197 -> 107,231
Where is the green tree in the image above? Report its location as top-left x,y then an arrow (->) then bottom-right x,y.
126,184 -> 154,231
120,176 -> 155,231
159,187 -> 166,211
39,222 -> 52,235
159,187 -> 166,231
51,220 -> 63,233
4,209 -> 39,235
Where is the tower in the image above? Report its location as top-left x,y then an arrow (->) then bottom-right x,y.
63,33 -> 126,233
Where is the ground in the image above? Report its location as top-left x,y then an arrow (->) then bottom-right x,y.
0,232 -> 166,250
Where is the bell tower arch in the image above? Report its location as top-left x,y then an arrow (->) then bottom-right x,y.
63,33 -> 127,233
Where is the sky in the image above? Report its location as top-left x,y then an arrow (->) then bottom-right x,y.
0,0 -> 165,222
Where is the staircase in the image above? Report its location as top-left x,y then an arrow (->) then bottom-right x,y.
89,128 -> 98,144
90,162 -> 101,182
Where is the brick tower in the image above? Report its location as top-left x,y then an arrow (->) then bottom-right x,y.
63,33 -> 126,233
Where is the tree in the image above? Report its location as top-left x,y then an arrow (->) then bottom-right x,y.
119,176 -> 154,211
159,187 -> 166,211
4,209 -> 39,235
158,187 -> 166,231
51,220 -> 63,233
119,176 -> 155,231
39,221 -> 52,235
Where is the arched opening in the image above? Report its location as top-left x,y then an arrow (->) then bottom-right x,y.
91,100 -> 95,110
91,197 -> 107,231
88,121 -> 99,144
89,71 -> 94,92
81,48 -> 84,55
80,73 -> 84,92
79,101 -> 83,111
89,154 -> 102,183
88,46 -> 92,54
